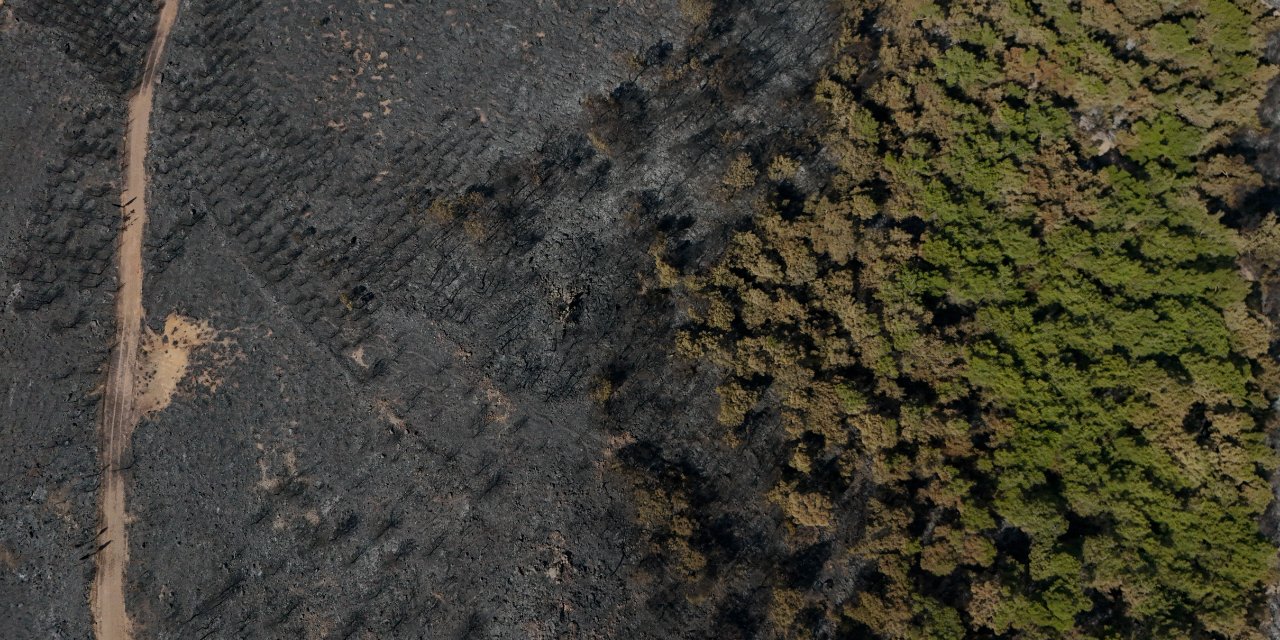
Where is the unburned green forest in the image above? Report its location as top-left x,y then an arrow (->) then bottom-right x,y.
638,0 -> 1280,637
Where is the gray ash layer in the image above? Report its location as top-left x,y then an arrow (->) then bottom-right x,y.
0,0 -> 837,638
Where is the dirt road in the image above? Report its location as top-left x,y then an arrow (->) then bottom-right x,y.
92,1 -> 180,638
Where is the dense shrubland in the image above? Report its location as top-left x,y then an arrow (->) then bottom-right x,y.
653,0 -> 1280,636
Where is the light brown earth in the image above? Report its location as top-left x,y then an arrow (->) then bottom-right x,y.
135,314 -> 219,416
91,0 -> 180,638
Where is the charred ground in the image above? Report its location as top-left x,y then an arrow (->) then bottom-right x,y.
1,0 -> 838,638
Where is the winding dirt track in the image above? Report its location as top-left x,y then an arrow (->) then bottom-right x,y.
92,1 -> 179,638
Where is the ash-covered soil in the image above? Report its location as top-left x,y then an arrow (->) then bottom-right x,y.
0,0 -> 838,637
